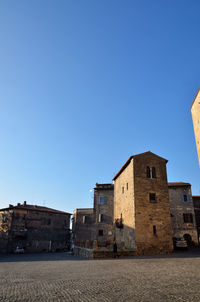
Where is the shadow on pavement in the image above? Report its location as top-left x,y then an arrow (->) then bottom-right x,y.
0,252 -> 87,262
0,248 -> 200,263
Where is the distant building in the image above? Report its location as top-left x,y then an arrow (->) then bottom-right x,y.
72,183 -> 114,256
72,208 -> 94,249
0,202 -> 71,253
168,183 -> 198,246
192,195 -> 200,241
191,88 -> 200,165
93,183 -> 114,249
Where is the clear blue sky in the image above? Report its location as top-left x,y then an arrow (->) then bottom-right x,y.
0,0 -> 200,213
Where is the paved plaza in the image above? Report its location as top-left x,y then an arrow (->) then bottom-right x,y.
0,250 -> 200,302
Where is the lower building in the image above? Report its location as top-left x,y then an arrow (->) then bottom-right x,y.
0,201 -> 71,253
72,183 -> 114,257
72,208 -> 94,249
168,183 -> 198,246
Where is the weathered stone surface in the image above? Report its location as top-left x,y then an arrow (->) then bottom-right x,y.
169,183 -> 198,245
0,203 -> 71,253
73,184 -> 114,252
191,89 -> 200,166
114,152 -> 173,255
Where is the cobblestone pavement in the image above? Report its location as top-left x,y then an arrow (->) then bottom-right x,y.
0,251 -> 200,302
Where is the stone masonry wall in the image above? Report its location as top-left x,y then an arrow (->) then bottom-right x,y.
114,159 -> 136,251
134,153 -> 173,254
93,186 -> 114,249
169,185 -> 198,245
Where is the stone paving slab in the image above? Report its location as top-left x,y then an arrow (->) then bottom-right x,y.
0,251 -> 200,301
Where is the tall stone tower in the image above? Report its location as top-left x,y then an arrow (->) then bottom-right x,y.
191,88 -> 200,166
113,151 -> 173,255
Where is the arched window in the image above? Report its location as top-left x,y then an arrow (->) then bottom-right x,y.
146,166 -> 151,178
152,167 -> 156,178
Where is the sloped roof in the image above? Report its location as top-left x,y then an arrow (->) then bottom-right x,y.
168,182 -> 191,187
0,203 -> 71,215
112,151 -> 167,181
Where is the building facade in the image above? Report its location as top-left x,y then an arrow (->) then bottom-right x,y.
113,151 -> 173,255
0,202 -> 71,253
193,195 -> 200,241
93,183 -> 114,248
72,208 -> 94,249
168,183 -> 198,246
73,184 -> 114,256
191,88 -> 200,165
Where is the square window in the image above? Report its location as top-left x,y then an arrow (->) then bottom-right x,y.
83,216 -> 89,224
149,193 -> 156,203
183,213 -> 193,223
98,196 -> 107,205
98,230 -> 103,236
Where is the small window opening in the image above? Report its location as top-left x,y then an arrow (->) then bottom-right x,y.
98,230 -> 103,236
99,214 -> 104,223
183,213 -> 193,223
152,167 -> 156,178
149,193 -> 156,203
153,225 -> 157,236
146,166 -> 151,178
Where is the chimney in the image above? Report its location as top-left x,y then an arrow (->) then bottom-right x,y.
17,203 -> 20,206
23,201 -> 27,206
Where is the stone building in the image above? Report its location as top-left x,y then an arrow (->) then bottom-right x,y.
73,151 -> 174,257
191,88 -> 200,165
73,183 -> 114,256
0,201 -> 71,253
72,208 -> 94,249
93,183 -> 114,249
168,183 -> 198,246
193,195 -> 200,241
113,151 -> 173,255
